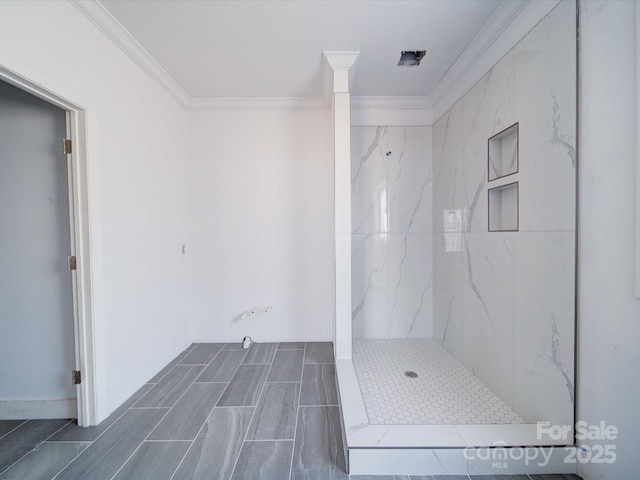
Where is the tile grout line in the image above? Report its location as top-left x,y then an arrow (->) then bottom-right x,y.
227,357 -> 271,479
50,444 -> 93,480
148,349 -> 191,385
149,347 -> 230,479
106,406 -> 176,480
0,419 -> 28,442
107,358 -> 212,480
51,402 -> 153,480
0,419 -> 74,477
166,381 -> 229,480
217,345 -> 251,405
288,342 -> 307,480
169,343 -> 262,479
127,353 -> 231,478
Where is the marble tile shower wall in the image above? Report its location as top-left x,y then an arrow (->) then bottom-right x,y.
351,126 -> 433,339
432,0 -> 576,427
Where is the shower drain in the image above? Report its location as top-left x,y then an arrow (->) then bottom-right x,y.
404,371 -> 418,378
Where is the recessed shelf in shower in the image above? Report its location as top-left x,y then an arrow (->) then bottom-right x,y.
488,182 -> 519,232
488,123 -> 519,181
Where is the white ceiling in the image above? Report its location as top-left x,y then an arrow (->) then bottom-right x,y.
99,0 -> 503,99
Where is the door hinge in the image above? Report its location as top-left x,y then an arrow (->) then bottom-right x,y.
72,370 -> 81,385
63,138 -> 72,155
68,255 -> 77,271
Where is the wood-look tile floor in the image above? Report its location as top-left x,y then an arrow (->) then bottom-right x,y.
0,342 -> 582,480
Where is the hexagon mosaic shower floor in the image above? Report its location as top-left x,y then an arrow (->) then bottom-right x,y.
352,338 -> 524,425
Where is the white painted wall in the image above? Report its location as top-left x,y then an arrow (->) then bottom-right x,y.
578,1 -> 640,478
187,109 -> 334,342
0,1 -> 191,422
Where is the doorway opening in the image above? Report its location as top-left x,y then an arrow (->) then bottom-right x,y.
0,68 -> 96,427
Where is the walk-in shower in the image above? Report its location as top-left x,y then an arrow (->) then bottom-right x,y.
335,0 -> 577,475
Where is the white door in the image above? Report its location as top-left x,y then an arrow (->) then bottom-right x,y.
0,79 -> 77,419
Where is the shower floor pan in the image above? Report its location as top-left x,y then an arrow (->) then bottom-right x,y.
336,338 -> 576,476
353,338 -> 522,425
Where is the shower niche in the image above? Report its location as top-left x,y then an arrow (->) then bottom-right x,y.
488,122 -> 519,181
488,182 -> 518,231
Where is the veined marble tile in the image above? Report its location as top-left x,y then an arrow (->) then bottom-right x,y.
514,0 -> 576,233
514,232 -> 575,426
433,233 -> 463,361
386,127 -> 432,235
351,126 -> 389,235
433,102 -> 463,235
388,234 -> 433,338
352,233 -> 389,338
462,51 -> 515,234
462,233 -> 515,407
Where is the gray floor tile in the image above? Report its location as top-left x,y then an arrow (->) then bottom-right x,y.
112,441 -> 190,480
217,364 -> 269,407
279,342 -> 305,349
148,350 -> 190,383
291,406 -> 347,480
0,442 -> 89,480
416,477 -> 470,479
0,421 -> 24,440
230,440 -> 294,480
267,349 -> 304,382
134,365 -> 203,408
0,419 -> 69,474
470,476 -> 530,479
305,342 -> 334,364
196,350 -> 247,382
172,407 -> 254,480
530,476 -> 583,479
179,343 -> 224,365
149,383 -> 225,440
300,363 -> 339,405
247,382 -> 300,440
50,383 -> 153,441
242,342 -> 278,364
349,476 -> 411,479
55,408 -> 167,480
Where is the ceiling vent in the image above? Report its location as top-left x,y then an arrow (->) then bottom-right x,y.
397,50 -> 426,67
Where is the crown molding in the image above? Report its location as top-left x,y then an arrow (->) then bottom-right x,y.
71,0 -> 190,109
351,96 -> 431,111
350,96 -> 433,126
430,0 -> 561,121
186,96 -> 434,121
187,97 -> 329,112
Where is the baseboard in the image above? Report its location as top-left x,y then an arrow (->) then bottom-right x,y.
0,398 -> 77,419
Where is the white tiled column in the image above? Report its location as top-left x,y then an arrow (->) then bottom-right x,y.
323,51 -> 359,360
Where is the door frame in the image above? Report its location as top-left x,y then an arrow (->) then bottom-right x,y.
0,66 -> 97,426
